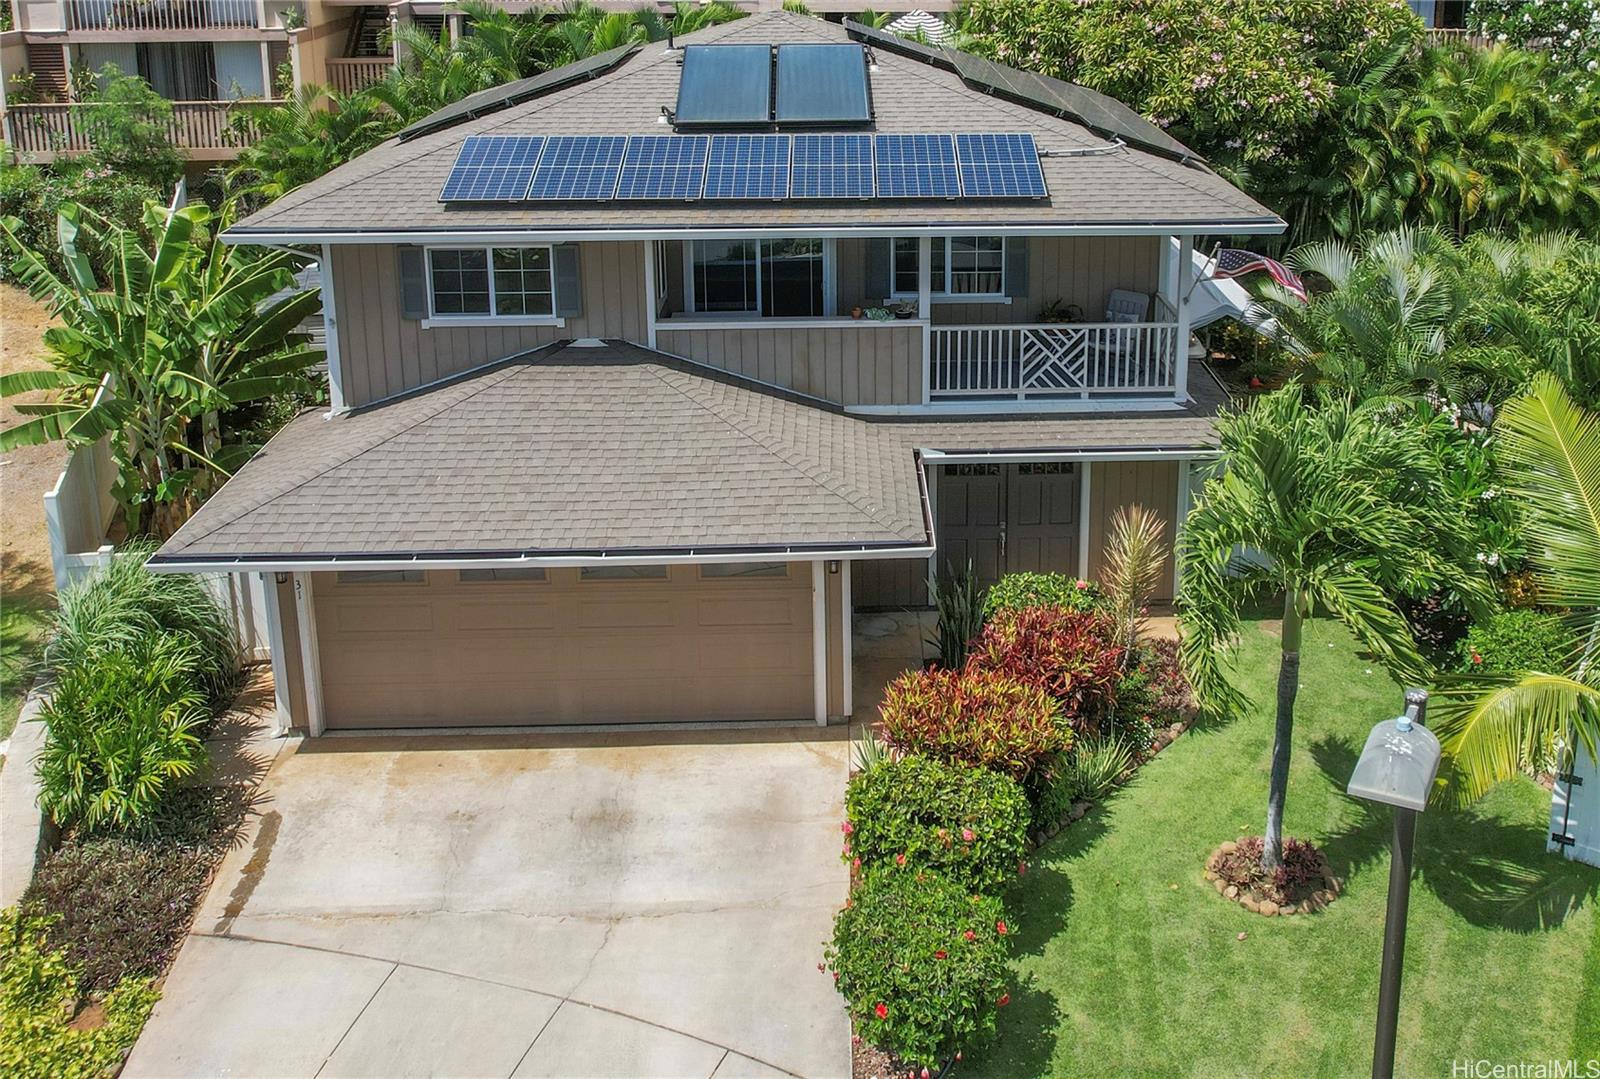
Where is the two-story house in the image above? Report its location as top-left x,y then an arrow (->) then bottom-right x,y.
149,11 -> 1284,734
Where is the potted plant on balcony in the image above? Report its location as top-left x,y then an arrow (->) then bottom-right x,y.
1037,299 -> 1082,324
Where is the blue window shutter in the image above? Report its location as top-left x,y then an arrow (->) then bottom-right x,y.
1004,237 -> 1029,298
397,246 -> 427,319
554,244 -> 583,318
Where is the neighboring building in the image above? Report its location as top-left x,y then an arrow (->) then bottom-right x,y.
0,1 -> 958,164
147,12 -> 1284,733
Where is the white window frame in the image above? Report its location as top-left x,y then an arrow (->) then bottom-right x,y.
890,235 -> 1010,304
680,238 -> 836,319
422,244 -> 566,328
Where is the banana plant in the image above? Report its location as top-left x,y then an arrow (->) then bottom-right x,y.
0,200 -> 322,538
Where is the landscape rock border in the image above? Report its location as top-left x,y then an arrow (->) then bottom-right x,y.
1203,839 -> 1343,916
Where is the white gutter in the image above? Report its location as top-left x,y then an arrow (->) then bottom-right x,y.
919,447 -> 1222,463
221,220 -> 1287,246
146,543 -> 937,575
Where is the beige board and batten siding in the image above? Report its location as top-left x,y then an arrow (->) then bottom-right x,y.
1085,460 -> 1179,602
853,459 -> 1182,609
655,323 -> 923,407
306,564 -> 825,728
330,242 -> 647,408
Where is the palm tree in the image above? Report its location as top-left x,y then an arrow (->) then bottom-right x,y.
0,201 -> 322,537
1178,386 -> 1490,868
1433,374 -> 1600,803
228,84 -> 393,202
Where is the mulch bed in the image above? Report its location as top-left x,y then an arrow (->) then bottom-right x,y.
1204,836 -> 1343,916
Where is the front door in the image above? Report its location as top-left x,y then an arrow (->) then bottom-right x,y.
935,463 -> 1080,590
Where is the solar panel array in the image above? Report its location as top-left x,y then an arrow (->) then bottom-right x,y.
438,132 -> 1048,202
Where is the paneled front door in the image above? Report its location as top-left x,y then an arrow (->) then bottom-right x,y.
935,462 -> 1080,590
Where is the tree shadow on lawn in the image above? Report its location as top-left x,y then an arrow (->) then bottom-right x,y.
1312,735 -> 1599,933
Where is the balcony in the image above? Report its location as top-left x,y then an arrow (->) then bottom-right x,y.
60,0 -> 303,31
4,99 -> 273,162
929,322 -> 1181,401
325,57 -> 392,95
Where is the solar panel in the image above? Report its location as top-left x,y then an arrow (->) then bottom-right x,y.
438,135 -> 546,202
790,134 -> 874,198
526,135 -> 627,200
774,44 -> 871,125
874,134 -> 960,198
703,135 -> 791,200
614,135 -> 709,200
955,133 -> 1047,198
399,45 -> 639,143
945,51 -> 1199,163
842,20 -> 955,71
675,44 -> 772,126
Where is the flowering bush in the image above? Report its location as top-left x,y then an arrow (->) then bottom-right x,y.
824,869 -> 1011,1069
983,571 -> 1101,617
878,667 -> 1067,781
1467,0 -> 1600,73
967,606 -> 1124,733
1456,609 -> 1574,674
844,756 -> 1030,894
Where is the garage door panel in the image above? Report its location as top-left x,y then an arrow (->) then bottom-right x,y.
454,599 -> 559,631
695,595 -> 803,627
313,566 -> 813,729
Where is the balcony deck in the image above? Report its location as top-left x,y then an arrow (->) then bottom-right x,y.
4,99 -> 274,162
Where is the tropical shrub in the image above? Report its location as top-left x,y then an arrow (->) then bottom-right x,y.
1458,609 -> 1575,674
25,827 -> 222,993
48,550 -> 239,703
1099,505 -> 1168,656
824,869 -> 1011,1069
1210,835 -> 1326,905
926,562 -> 985,668
1032,736 -> 1135,827
878,667 -> 1065,780
0,906 -> 159,1079
844,756 -> 1029,894
72,65 -> 186,187
967,606 -> 1124,732
0,161 -> 163,285
983,571 -> 1100,617
35,636 -> 209,833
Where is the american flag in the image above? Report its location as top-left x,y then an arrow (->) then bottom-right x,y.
1211,248 -> 1308,302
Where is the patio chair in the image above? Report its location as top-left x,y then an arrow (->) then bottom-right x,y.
1092,290 -> 1158,388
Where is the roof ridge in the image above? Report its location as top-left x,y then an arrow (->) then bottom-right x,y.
638,361 -> 909,536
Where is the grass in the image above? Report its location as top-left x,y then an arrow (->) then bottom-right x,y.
963,616 -> 1600,1078
0,586 -> 53,742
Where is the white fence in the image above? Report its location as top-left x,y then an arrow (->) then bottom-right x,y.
44,432 -> 272,664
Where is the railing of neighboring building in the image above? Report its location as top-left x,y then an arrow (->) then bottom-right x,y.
63,0 -> 281,30
325,57 -> 393,95
4,99 -> 275,160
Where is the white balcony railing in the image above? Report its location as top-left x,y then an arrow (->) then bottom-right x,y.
929,322 -> 1181,400
65,0 -> 262,30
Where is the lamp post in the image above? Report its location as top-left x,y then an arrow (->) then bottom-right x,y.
1346,688 -> 1441,1079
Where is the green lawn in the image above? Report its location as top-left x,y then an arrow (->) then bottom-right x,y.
0,588 -> 52,743
965,617 -> 1600,1078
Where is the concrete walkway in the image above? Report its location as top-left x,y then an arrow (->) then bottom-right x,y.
125,726 -> 852,1079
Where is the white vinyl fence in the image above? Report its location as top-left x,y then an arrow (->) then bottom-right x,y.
43,426 -> 272,665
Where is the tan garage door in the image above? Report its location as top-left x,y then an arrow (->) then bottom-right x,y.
312,563 -> 814,729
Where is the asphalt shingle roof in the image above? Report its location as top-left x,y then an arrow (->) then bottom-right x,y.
152,341 -> 1229,565
228,12 -> 1280,239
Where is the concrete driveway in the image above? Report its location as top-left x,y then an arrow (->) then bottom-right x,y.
125,727 -> 852,1079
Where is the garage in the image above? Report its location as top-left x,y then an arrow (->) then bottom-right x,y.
309,563 -> 817,729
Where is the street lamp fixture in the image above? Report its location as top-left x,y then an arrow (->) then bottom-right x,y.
1347,688 -> 1441,1079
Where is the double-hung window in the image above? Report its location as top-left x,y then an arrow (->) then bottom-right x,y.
685,239 -> 828,317
428,245 -> 555,319
892,236 -> 1006,299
